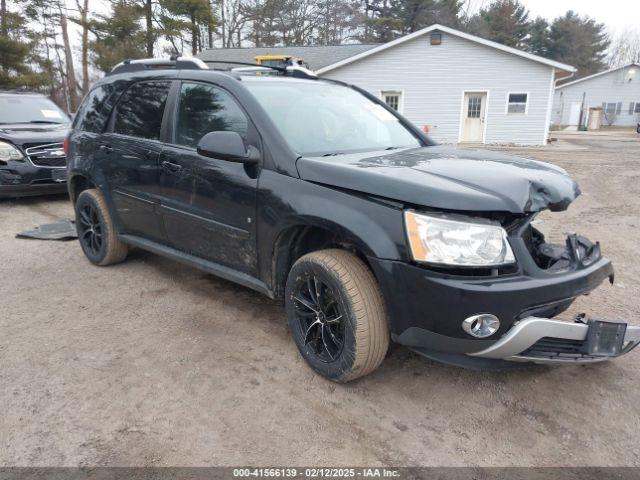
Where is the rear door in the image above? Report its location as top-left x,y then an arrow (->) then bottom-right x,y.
158,80 -> 260,275
101,80 -> 172,242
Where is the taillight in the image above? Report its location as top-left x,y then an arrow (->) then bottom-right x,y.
63,137 -> 69,155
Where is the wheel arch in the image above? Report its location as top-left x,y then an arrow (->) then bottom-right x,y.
270,218 -> 380,300
69,174 -> 97,204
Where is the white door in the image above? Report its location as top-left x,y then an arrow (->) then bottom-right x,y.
461,92 -> 487,142
568,101 -> 582,126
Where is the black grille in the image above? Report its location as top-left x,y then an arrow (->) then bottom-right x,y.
522,337 -> 597,360
24,142 -> 66,168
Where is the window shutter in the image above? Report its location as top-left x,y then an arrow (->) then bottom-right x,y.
630,102 -> 635,115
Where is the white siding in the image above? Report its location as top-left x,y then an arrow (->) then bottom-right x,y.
323,32 -> 555,145
552,67 -> 640,127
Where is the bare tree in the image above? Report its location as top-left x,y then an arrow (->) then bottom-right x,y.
57,3 -> 79,111
608,27 -> 640,67
73,0 -> 91,95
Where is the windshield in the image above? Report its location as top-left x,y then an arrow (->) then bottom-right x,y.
244,81 -> 421,156
0,95 -> 69,124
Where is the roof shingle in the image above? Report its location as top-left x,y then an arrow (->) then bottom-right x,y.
197,44 -> 380,71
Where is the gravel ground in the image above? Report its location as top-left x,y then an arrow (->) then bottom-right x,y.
1,131 -> 639,467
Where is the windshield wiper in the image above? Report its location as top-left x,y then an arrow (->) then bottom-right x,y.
28,120 -> 64,124
384,146 -> 400,150
321,152 -> 344,157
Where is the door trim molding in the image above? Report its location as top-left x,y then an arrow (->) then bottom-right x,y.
160,203 -> 250,240
120,234 -> 272,297
458,89 -> 489,144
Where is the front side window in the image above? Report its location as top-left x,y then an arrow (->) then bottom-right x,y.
113,81 -> 170,140
507,93 -> 528,114
244,81 -> 421,156
382,91 -> 401,112
0,95 -> 69,124
175,82 -> 248,149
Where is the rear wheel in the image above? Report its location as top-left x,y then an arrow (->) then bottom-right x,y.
285,249 -> 389,382
75,189 -> 128,266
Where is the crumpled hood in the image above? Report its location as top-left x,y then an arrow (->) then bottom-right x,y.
296,145 -> 580,214
0,123 -> 69,147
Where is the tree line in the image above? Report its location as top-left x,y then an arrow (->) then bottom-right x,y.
0,0 -> 636,112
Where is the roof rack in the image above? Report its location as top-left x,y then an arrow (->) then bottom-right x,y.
107,57 -> 318,80
107,56 -> 209,76
205,60 -> 318,80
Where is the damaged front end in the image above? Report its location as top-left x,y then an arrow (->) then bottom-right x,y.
523,222 -> 604,274
384,209 -> 639,369
466,216 -> 640,364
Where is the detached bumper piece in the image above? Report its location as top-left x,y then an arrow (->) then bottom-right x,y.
469,316 -> 640,364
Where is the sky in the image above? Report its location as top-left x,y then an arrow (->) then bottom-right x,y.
520,0 -> 640,32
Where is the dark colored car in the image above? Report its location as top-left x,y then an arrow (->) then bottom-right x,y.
66,58 -> 639,382
0,91 -> 70,198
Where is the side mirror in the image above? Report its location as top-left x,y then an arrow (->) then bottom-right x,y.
196,131 -> 259,164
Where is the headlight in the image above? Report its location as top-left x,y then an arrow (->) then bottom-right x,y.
0,141 -> 24,163
404,211 -> 515,267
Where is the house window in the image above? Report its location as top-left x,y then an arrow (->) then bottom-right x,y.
603,102 -> 617,116
507,93 -> 528,114
382,91 -> 402,112
629,102 -> 635,115
636,102 -> 640,114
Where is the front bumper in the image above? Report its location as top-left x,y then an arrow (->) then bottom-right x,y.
368,249 -> 638,368
369,255 -> 615,347
0,160 -> 67,198
470,316 -> 640,364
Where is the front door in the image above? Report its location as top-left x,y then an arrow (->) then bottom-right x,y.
461,92 -> 487,143
159,81 -> 259,276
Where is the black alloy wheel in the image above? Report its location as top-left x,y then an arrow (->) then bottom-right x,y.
292,275 -> 345,363
78,201 -> 104,258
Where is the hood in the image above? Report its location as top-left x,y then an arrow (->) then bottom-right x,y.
0,123 -> 69,147
296,145 -> 580,214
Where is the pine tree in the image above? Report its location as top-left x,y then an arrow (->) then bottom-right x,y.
161,0 -> 214,55
467,0 -> 530,49
548,11 -> 609,79
526,17 -> 551,57
0,0 -> 46,89
363,0 -> 461,42
90,1 -> 147,73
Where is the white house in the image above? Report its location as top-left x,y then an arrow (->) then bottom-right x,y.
552,63 -> 640,127
199,24 -> 575,145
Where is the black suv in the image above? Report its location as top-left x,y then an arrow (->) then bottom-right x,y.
66,58 -> 639,381
0,91 -> 70,198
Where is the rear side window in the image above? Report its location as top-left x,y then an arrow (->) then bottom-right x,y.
75,84 -> 115,133
175,82 -> 248,148
113,81 -> 171,140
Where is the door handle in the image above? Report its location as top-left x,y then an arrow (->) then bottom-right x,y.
161,160 -> 182,172
99,144 -> 113,154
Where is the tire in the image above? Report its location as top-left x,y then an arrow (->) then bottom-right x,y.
75,188 -> 128,266
285,249 -> 389,382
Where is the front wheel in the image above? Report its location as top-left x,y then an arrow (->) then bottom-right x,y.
285,249 -> 389,382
